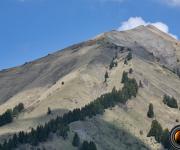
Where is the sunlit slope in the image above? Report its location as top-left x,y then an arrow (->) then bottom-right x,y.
0,25 -> 179,149
8,56 -> 180,150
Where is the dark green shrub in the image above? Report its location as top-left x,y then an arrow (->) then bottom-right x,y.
163,95 -> 178,108
126,52 -> 132,61
161,128 -> 170,149
72,133 -> 80,147
147,120 -> 163,142
47,107 -> 52,115
121,71 -> 128,83
109,59 -> 118,69
0,109 -> 13,126
80,141 -> 97,150
129,68 -> 133,74
104,71 -> 109,82
12,103 -> 24,117
147,103 -> 154,118
124,59 -> 128,65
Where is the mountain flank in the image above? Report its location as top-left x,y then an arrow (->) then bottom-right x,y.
0,25 -> 180,150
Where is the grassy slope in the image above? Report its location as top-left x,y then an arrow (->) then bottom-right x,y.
6,56 -> 180,150
0,26 -> 180,149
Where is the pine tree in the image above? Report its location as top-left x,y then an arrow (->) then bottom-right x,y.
80,141 -> 97,150
72,133 -> 80,147
114,61 -> 118,67
6,109 -> 13,123
129,68 -> 133,74
3,140 -> 8,150
126,52 -> 132,61
109,60 -> 114,69
47,107 -> 52,115
12,103 -> 24,117
18,131 -> 25,144
163,95 -> 178,108
115,51 -> 118,59
161,128 -> 170,149
147,103 -> 154,118
80,141 -> 88,150
0,109 -> 13,126
147,120 -> 163,142
104,71 -> 109,82
124,59 -> 128,65
122,78 -> 138,99
12,134 -> 18,148
169,97 -> 178,108
89,141 -> 97,150
17,103 -> 24,112
121,71 -> 128,83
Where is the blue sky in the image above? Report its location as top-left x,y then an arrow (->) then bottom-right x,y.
0,0 -> 180,69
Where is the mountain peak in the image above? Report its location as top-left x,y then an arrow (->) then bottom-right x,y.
0,22 -> 180,150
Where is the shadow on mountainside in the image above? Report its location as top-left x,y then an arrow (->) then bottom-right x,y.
70,116 -> 152,150
0,108 -> 69,143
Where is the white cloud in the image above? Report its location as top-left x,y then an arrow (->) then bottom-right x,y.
118,17 -> 146,31
118,17 -> 178,39
163,0 -> 180,6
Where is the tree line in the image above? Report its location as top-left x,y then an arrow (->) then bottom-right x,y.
0,103 -> 24,127
0,72 -> 138,150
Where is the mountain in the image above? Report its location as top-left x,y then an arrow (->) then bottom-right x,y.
0,25 -> 180,150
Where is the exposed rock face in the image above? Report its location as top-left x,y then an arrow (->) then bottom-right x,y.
104,25 -> 180,69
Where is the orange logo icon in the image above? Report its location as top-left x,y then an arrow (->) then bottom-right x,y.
170,125 -> 180,149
